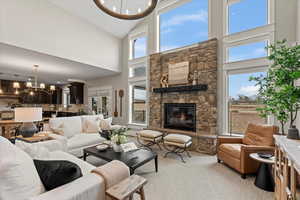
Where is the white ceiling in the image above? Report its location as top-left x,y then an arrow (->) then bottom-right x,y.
0,43 -> 118,84
47,0 -> 142,38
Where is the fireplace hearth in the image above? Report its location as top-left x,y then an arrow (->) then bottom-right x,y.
164,103 -> 196,132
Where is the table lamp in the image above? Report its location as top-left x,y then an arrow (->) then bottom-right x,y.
14,107 -> 42,138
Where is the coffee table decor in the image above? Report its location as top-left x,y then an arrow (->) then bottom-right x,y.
111,127 -> 129,152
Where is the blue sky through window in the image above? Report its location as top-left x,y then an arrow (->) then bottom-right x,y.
229,0 -> 268,34
160,0 -> 208,51
228,41 -> 268,62
229,71 -> 266,99
133,37 -> 147,59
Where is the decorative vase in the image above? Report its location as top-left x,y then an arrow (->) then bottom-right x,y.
113,143 -> 122,152
287,125 -> 299,140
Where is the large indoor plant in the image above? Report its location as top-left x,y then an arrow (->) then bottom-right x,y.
250,40 -> 300,135
110,127 -> 129,152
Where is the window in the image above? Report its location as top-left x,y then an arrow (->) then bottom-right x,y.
228,0 -> 268,34
159,0 -> 208,52
228,71 -> 267,134
227,41 -> 268,62
130,83 -> 147,124
132,37 -> 147,59
129,64 -> 146,78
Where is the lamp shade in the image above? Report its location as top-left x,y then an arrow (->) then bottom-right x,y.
14,107 -> 42,122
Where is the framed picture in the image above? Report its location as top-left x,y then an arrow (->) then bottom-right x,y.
168,61 -> 189,85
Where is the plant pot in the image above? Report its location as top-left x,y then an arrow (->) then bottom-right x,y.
287,125 -> 299,140
113,143 -> 122,152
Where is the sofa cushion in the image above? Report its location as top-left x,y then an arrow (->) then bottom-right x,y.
0,136 -> 45,200
34,159 -> 83,191
49,116 -> 82,138
81,114 -> 104,132
218,143 -> 244,159
67,133 -> 105,151
243,123 -> 278,146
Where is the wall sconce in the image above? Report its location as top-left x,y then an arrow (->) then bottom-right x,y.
50,85 -> 55,91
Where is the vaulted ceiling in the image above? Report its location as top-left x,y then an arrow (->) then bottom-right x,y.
48,0 -> 141,38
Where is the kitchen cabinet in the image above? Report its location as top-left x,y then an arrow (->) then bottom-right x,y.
69,82 -> 84,104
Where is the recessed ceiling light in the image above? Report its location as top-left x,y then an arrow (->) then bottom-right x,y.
100,0 -> 104,4
138,8 -> 141,13
148,1 -> 152,6
113,6 -> 116,12
126,9 -> 129,14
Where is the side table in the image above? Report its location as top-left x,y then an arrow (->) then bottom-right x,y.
250,153 -> 275,192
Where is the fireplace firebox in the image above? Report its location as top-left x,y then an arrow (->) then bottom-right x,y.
164,103 -> 196,132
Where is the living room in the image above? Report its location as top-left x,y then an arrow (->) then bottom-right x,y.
0,0 -> 300,200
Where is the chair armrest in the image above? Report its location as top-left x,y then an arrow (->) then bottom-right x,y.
217,136 -> 243,149
241,145 -> 274,153
28,174 -> 105,200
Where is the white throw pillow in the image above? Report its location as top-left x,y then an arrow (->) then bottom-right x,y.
85,119 -> 101,133
52,122 -> 79,139
100,117 -> 113,130
0,137 -> 45,200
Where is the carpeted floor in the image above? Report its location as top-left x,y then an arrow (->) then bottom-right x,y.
86,146 -> 273,200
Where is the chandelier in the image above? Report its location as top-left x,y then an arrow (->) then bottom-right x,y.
93,0 -> 158,20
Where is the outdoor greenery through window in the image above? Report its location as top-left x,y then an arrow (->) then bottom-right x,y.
159,0 -> 208,52
228,41 -> 268,62
132,37 -> 147,59
131,83 -> 147,124
228,0 -> 268,34
228,71 -> 267,134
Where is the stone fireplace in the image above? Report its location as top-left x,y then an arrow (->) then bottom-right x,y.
149,39 -> 218,154
164,103 -> 196,132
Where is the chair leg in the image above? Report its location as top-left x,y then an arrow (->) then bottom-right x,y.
186,150 -> 191,158
241,174 -> 246,179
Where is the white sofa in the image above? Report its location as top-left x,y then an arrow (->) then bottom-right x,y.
0,136 -> 128,200
46,115 -> 110,157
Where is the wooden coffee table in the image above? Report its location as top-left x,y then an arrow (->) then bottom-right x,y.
83,146 -> 158,175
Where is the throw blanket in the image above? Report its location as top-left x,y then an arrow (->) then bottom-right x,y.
92,161 -> 130,199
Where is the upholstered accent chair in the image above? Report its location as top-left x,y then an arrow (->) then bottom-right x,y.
217,123 -> 279,179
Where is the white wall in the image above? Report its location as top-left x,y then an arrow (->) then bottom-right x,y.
0,0 -> 121,72
87,38 -> 129,125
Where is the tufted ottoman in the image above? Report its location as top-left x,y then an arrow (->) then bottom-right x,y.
137,130 -> 164,151
163,134 -> 192,163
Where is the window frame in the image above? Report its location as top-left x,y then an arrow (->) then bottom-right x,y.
157,0 -> 210,53
224,0 -> 274,36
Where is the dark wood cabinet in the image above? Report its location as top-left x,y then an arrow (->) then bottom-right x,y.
52,88 -> 62,104
69,82 -> 84,104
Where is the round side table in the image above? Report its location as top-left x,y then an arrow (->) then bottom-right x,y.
250,153 -> 275,192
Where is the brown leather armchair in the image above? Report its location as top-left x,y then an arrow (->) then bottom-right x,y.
217,123 -> 279,179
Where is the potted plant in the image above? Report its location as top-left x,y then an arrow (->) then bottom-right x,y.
250,40 -> 300,137
110,127 -> 129,152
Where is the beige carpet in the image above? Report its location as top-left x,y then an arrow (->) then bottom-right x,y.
86,146 -> 273,200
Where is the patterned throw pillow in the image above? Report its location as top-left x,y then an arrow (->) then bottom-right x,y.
84,119 -> 101,133
99,117 -> 113,130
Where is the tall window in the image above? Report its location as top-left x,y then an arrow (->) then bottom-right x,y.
227,41 -> 268,62
159,0 -> 208,52
132,37 -> 147,59
131,83 -> 147,124
228,71 -> 267,134
228,0 -> 268,34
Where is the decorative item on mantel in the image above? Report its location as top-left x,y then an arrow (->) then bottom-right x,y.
160,73 -> 169,88
192,70 -> 198,85
168,61 -> 189,85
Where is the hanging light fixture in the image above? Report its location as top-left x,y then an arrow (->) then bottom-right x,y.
26,65 -> 55,93
93,0 -> 158,20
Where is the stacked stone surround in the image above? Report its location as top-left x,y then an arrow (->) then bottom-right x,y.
149,38 -> 218,154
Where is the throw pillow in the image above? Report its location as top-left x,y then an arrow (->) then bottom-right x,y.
85,119 -> 101,133
0,136 -> 45,200
51,123 -> 64,135
33,160 -> 83,191
16,141 -> 51,160
100,117 -> 113,131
